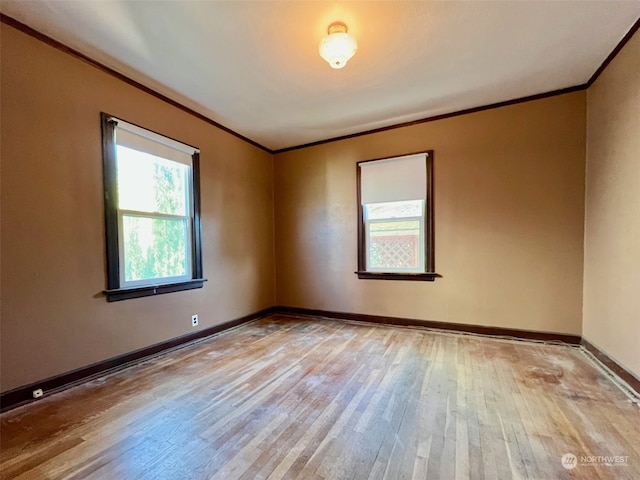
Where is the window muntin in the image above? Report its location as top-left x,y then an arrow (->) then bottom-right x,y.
356,151 -> 436,280
101,113 -> 204,300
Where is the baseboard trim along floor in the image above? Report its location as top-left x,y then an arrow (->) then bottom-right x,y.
3,306 -> 638,413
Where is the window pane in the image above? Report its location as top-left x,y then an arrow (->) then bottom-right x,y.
117,145 -> 189,215
366,199 -> 422,220
368,219 -> 421,270
122,215 -> 189,282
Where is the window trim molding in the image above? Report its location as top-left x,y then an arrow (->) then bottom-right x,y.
356,150 -> 438,281
104,278 -> 207,302
101,112 -> 205,301
354,271 -> 439,281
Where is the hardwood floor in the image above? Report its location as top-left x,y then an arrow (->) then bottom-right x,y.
1,314 -> 638,479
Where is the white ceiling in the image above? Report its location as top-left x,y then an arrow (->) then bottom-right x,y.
2,1 -> 639,151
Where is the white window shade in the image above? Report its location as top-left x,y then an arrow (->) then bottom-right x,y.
114,119 -> 197,166
360,153 -> 427,204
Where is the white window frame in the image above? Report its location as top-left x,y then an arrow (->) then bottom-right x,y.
114,144 -> 194,288
364,200 -> 425,273
117,211 -> 193,288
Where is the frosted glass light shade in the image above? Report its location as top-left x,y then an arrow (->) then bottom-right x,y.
319,23 -> 357,69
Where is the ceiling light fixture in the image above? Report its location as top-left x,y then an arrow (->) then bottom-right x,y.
319,22 -> 357,69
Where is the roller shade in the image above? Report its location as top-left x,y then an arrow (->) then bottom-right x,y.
114,118 -> 198,166
360,153 -> 427,204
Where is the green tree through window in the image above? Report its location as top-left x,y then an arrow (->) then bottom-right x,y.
117,146 -> 190,284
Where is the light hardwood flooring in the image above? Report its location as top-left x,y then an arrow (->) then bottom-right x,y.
1,314 -> 639,479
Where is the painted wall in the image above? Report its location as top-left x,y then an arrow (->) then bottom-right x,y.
274,92 -> 587,335
0,24 -> 276,392
583,30 -> 640,379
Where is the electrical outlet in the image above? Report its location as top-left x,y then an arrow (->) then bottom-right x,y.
191,314 -> 198,327
32,388 -> 44,399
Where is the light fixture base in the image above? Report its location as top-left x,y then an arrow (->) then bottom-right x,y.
327,22 -> 348,35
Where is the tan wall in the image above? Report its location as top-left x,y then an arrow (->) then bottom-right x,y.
583,31 -> 640,379
0,24 -> 276,392
275,92 -> 586,335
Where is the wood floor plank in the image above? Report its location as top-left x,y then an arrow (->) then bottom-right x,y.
1,314 -> 638,480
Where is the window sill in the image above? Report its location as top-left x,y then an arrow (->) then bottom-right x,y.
104,278 -> 207,302
355,272 -> 440,281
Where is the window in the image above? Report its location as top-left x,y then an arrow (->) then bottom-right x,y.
101,113 -> 205,301
356,151 -> 437,280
